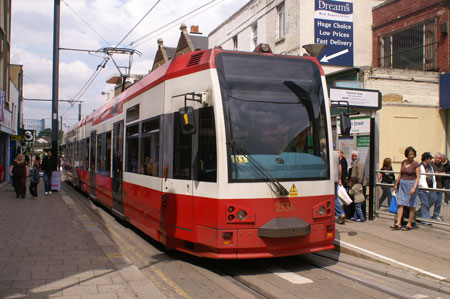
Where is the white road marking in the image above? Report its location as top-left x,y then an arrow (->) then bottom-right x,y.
272,267 -> 313,284
336,240 -> 448,281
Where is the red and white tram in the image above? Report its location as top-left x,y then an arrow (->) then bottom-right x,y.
62,44 -> 337,259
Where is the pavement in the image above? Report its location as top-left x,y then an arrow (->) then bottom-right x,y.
1,180 -> 450,298
334,210 -> 450,292
0,181 -> 166,299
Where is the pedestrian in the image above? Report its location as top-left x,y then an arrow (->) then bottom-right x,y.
9,154 -> 29,198
349,177 -> 365,222
417,152 -> 435,226
378,157 -> 395,209
334,150 -> 345,224
349,151 -> 365,188
430,152 -> 444,221
338,150 -> 348,189
392,146 -> 420,231
29,155 -> 41,198
41,150 -> 57,195
443,155 -> 450,205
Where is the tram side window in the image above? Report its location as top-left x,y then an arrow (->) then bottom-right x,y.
126,124 -> 139,173
105,132 -> 111,174
85,138 -> 90,171
140,118 -> 159,177
173,112 -> 192,180
90,136 -> 96,171
96,134 -> 102,172
198,107 -> 217,182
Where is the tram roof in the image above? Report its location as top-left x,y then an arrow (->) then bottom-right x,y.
76,48 -> 323,129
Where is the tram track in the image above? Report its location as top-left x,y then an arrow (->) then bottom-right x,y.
61,183 -> 447,298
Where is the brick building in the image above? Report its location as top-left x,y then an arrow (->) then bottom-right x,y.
372,0 -> 449,72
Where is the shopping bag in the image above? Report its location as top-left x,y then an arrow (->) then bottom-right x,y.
389,193 -> 398,214
338,185 -> 352,206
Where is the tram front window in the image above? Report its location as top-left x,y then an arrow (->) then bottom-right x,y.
216,53 -> 329,181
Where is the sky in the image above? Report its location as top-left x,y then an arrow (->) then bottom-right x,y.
11,0 -> 245,129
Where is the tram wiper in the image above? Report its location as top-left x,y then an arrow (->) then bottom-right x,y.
227,140 -> 289,196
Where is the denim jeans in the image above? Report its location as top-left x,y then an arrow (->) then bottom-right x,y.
335,183 -> 344,217
418,191 -> 435,220
44,171 -> 52,192
379,186 -> 392,209
353,202 -> 365,221
432,192 -> 443,219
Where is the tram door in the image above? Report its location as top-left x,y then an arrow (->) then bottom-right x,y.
90,131 -> 96,197
161,110 -> 194,233
112,121 -> 124,214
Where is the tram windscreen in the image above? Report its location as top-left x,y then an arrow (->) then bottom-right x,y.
216,53 -> 329,181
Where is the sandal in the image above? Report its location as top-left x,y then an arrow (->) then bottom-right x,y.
390,224 -> 401,230
401,226 -> 412,231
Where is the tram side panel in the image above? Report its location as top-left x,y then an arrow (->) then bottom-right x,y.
121,82 -> 165,242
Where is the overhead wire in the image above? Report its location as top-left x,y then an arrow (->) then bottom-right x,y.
115,0 -> 162,48
61,0 -> 111,47
61,0 -> 162,117
128,0 -> 221,48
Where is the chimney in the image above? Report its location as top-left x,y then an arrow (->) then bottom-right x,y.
190,25 -> 202,35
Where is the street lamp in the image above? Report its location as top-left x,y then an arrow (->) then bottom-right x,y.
302,44 -> 327,58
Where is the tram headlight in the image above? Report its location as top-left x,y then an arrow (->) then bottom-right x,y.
236,210 -> 247,221
318,206 -> 326,216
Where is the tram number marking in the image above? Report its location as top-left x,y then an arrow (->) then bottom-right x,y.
231,155 -> 248,164
276,202 -> 295,212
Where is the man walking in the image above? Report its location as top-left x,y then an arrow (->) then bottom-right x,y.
430,152 -> 444,221
41,150 -> 57,195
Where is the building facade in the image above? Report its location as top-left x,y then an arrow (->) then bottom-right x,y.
371,0 -> 450,166
0,0 -> 11,182
209,0 -> 450,169
209,0 -> 384,74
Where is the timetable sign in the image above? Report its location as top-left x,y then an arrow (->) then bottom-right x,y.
314,0 -> 353,66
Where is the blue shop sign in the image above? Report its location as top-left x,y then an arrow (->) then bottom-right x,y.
314,0 -> 353,66
440,73 -> 450,109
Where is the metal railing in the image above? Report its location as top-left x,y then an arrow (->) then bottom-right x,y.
375,170 -> 450,226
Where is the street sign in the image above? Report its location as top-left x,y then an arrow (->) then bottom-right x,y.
314,0 -> 353,66
10,130 -> 36,142
23,130 -> 36,142
11,135 -> 24,141
330,87 -> 382,110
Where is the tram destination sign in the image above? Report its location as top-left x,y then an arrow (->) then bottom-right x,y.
314,0 -> 353,66
330,87 -> 382,110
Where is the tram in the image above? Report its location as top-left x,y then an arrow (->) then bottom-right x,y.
62,44 -> 338,259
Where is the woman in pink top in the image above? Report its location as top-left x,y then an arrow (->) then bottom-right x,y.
392,146 -> 420,231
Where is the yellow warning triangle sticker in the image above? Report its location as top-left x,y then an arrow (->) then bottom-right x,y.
289,184 -> 298,197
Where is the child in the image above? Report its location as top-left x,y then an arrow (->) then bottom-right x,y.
349,177 -> 365,222
29,155 -> 41,198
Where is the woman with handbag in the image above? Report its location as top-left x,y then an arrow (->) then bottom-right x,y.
391,146 -> 420,231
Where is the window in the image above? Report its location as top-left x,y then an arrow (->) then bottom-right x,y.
173,113 -> 192,180
105,132 -> 111,174
85,138 -> 90,170
278,3 -> 285,39
380,19 -> 437,71
198,107 -> 217,182
232,35 -> 238,51
90,135 -> 96,171
96,134 -> 102,172
96,132 -> 112,176
126,124 -> 139,173
126,104 -> 140,123
252,23 -> 258,49
140,118 -> 160,176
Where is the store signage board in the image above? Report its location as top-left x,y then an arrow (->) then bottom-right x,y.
330,87 -> 382,110
314,0 -> 353,66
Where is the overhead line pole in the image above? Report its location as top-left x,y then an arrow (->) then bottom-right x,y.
51,0 -> 60,157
